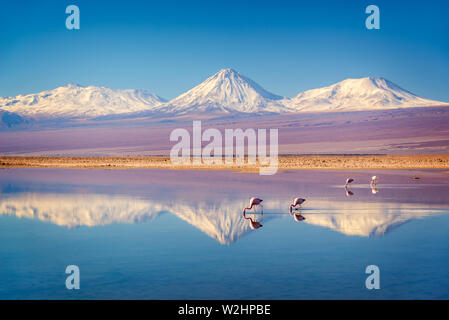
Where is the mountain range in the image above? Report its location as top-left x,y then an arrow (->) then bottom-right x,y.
0,84 -> 165,121
0,68 -> 447,126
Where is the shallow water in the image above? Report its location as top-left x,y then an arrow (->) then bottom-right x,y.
0,168 -> 448,299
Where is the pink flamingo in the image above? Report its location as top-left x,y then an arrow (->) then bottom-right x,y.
370,177 -> 379,194
243,197 -> 263,214
243,197 -> 263,229
345,178 -> 354,187
289,197 -> 306,213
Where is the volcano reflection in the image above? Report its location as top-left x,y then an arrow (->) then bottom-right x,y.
1,192 -> 447,243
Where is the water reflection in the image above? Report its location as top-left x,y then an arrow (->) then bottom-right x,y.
291,208 -> 306,222
243,211 -> 263,229
1,191 -> 447,242
2,169 -> 448,299
0,193 -> 163,228
300,201 -> 445,237
345,188 -> 354,197
0,192 -> 279,245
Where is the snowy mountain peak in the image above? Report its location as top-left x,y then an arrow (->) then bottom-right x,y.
288,76 -> 445,112
156,69 -> 287,114
206,68 -> 283,100
216,67 -> 237,75
336,77 -> 410,93
0,85 -> 166,120
63,83 -> 83,89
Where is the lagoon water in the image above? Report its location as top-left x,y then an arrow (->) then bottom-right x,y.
0,168 -> 448,299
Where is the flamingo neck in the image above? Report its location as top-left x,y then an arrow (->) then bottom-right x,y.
243,212 -> 254,222
243,204 -> 254,215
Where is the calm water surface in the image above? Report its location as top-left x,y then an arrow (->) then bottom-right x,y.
0,168 -> 448,299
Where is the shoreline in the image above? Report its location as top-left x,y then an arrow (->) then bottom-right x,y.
1,155 -> 449,171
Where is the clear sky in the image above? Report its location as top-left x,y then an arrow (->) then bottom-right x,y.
1,0 -> 448,101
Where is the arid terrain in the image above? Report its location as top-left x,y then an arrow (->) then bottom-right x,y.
1,106 -> 449,156
1,155 -> 449,171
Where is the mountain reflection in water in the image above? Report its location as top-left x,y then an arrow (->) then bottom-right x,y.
1,192 -> 446,244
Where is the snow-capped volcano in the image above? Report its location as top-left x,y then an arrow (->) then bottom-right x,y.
287,77 -> 445,112
156,68 -> 288,114
1,71 -> 447,126
0,84 -> 166,120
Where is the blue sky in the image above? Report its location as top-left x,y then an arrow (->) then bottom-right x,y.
1,0 -> 448,101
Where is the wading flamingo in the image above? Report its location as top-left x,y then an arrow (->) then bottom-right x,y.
345,178 -> 354,197
243,197 -> 263,214
345,178 -> 354,187
289,197 -> 306,213
243,197 -> 264,229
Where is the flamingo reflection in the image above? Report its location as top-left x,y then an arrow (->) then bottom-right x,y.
243,212 -> 263,229
293,213 -> 306,222
291,208 -> 306,222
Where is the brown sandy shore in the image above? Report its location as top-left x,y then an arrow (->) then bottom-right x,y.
1,155 -> 449,171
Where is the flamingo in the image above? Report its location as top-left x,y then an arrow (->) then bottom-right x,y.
243,197 -> 263,214
243,197 -> 264,229
289,197 -> 306,212
370,176 -> 378,186
345,178 -> 354,187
